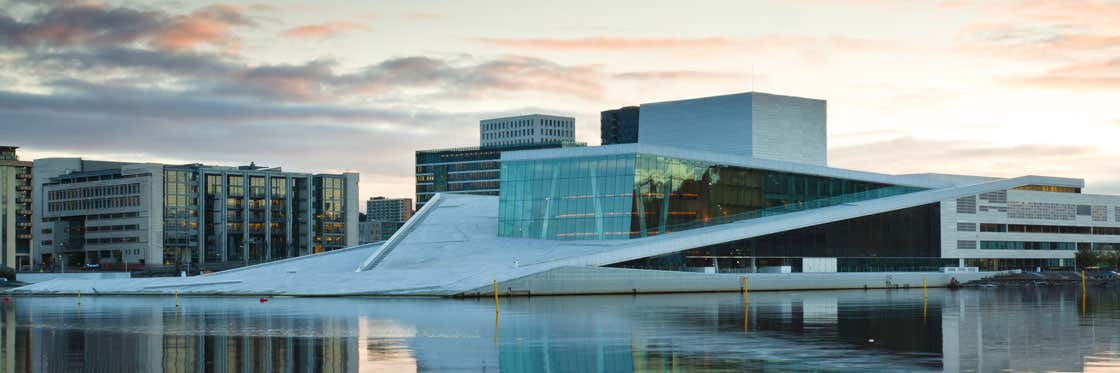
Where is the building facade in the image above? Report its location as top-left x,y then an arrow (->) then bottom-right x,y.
600,106 -> 640,145
366,197 -> 413,222
416,142 -> 586,209
638,92 -> 827,166
0,146 -> 33,270
480,114 -> 574,147
32,159 -> 358,269
494,142 -> 1116,272
358,220 -> 405,244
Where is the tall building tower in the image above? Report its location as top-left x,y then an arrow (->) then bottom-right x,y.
0,146 -> 33,270
480,114 -> 575,147
600,106 -> 640,145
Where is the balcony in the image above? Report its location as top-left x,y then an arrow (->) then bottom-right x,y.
16,197 -> 31,204
16,234 -> 32,240
17,209 -> 32,216
16,173 -> 31,180
16,185 -> 31,192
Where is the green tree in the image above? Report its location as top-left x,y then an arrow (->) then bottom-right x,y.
1076,247 -> 1100,269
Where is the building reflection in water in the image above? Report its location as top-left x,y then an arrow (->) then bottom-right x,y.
0,288 -> 1116,371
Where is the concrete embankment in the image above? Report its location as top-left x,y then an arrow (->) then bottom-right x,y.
964,271 -> 1119,288
461,266 -> 1007,297
16,272 -> 132,284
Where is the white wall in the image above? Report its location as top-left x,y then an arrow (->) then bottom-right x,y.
639,92 -> 755,157
803,257 -> 838,272
751,92 -> 826,166
345,172 -> 360,247
940,189 -> 1120,261
638,92 -> 827,166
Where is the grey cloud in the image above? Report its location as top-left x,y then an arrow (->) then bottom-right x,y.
0,3 -> 252,52
22,48 -> 606,103
0,5 -> 167,47
27,47 -> 239,77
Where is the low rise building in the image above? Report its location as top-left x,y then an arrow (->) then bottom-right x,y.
358,220 -> 405,244
0,146 -> 33,270
32,159 -> 358,270
366,197 -> 413,222
480,114 -> 574,147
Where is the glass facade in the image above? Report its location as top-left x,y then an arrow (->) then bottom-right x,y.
499,153 -> 923,240
608,204 -> 944,273
314,176 -> 346,253
499,154 -> 636,239
163,169 -> 199,266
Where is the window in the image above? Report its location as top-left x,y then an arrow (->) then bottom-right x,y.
228,176 -> 244,197
979,223 -> 1007,232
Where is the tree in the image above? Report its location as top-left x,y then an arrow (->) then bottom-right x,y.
1076,247 -> 1100,269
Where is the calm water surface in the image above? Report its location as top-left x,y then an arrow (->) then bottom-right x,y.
1,287 -> 1118,372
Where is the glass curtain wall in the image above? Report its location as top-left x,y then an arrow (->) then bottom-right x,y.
609,203 -> 945,273
226,175 -> 244,262
163,169 -> 199,265
499,153 -> 922,241
314,177 -> 345,253
499,154 -> 636,240
202,174 -> 223,262
270,178 -> 289,260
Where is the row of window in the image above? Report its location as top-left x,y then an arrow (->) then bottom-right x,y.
47,172 -> 140,185
966,222 -> 1120,235
448,170 -> 500,182
979,241 -> 1076,250
85,236 -> 140,245
482,128 -> 573,141
86,224 -> 140,233
1013,185 -> 1080,193
48,183 -> 140,201
481,118 -> 570,131
47,196 -> 141,212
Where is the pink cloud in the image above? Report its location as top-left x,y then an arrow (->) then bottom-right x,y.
1011,58 -> 1120,90
152,5 -> 254,52
613,71 -> 746,81
282,21 -> 368,39
476,35 -> 903,58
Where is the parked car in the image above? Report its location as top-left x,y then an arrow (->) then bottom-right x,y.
85,263 -> 100,270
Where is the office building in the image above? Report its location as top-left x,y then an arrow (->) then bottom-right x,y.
415,142 -> 585,209
417,114 -> 584,209
0,146 -> 33,270
600,106 -> 640,145
358,220 -> 405,244
32,159 -> 358,270
366,197 -> 413,222
480,114 -> 575,147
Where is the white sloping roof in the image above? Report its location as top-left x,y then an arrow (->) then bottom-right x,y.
501,143 -> 1084,190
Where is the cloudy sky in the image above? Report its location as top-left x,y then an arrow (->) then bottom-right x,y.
2,0 -> 1118,208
